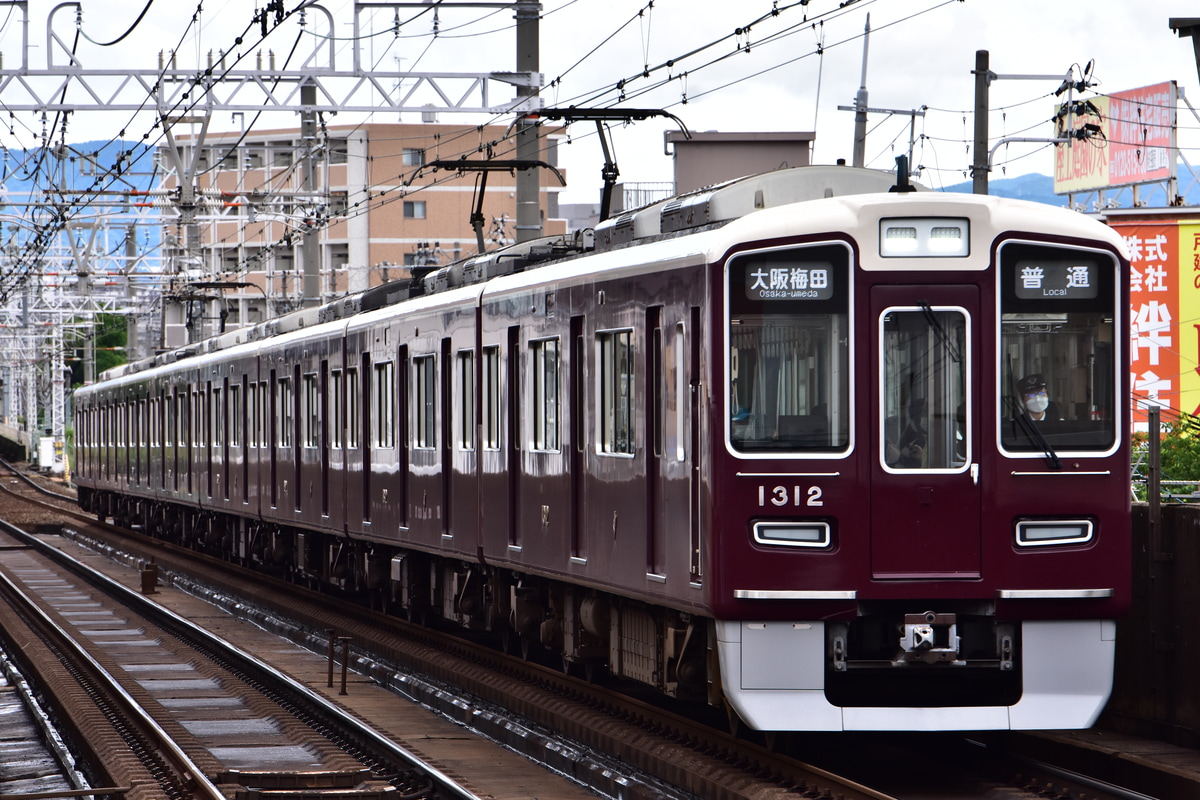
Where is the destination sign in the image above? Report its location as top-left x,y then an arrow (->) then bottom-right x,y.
745,261 -> 835,301
1013,258 -> 1098,300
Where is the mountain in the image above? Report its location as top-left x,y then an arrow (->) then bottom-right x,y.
941,173 -> 1065,206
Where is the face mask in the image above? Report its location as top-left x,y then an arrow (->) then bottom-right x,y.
1025,395 -> 1048,414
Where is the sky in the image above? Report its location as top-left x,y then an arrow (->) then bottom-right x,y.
3,0 -> 1200,204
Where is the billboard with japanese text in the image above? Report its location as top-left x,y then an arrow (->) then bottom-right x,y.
1054,82 -> 1176,195
1106,216 -> 1200,424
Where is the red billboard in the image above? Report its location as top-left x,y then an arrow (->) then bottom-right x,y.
1054,82 -> 1176,194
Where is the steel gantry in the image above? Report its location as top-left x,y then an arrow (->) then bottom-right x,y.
0,1 -> 545,470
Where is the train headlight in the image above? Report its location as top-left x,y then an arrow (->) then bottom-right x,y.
1015,519 -> 1093,547
752,521 -> 831,548
880,217 -> 969,257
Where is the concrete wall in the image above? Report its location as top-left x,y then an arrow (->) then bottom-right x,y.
1103,503 -> 1200,746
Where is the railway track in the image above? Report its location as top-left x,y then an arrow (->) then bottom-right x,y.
0,515 -> 479,800
0,462 -> 1182,800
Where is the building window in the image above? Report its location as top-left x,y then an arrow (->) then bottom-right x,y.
328,138 -> 348,164
402,148 -> 425,167
598,330 -> 634,455
532,338 -> 559,451
271,141 -> 293,167
404,200 -> 426,219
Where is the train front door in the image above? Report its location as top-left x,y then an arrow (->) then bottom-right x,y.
869,284 -> 981,580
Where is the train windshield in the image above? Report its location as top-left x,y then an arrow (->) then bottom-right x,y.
998,243 -> 1118,454
880,307 -> 969,471
726,244 -> 850,454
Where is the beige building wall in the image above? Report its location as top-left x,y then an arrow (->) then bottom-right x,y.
665,131 -> 814,194
161,121 -> 565,339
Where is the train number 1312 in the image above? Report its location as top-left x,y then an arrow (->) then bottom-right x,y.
758,485 -> 824,507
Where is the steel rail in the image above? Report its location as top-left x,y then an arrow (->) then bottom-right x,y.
0,520 -> 226,800
0,515 -> 484,800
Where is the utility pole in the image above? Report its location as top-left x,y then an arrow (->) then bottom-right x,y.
301,82 -> 321,306
514,0 -> 542,243
851,14 -> 871,168
972,50 -> 1083,196
972,50 -> 990,194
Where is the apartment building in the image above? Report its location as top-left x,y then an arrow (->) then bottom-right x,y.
159,121 -> 566,344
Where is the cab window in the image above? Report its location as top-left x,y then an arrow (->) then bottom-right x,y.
726,244 -> 850,454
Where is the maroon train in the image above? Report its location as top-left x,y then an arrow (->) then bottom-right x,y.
73,165 -> 1131,731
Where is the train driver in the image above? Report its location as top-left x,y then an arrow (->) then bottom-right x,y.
1016,373 -> 1061,422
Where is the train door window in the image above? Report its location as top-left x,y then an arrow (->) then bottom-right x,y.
347,368 -> 360,448
998,243 -> 1118,455
482,346 -> 501,449
457,350 -> 475,450
651,321 -> 664,458
246,384 -> 256,448
230,383 -> 242,447
250,382 -> 258,448
304,373 -> 319,448
726,243 -> 851,455
880,307 -> 969,472
150,397 -> 159,448
414,355 -> 437,449
164,394 -> 173,447
597,329 -> 634,455
374,362 -> 395,448
532,338 -> 560,451
674,321 -> 687,462
138,398 -> 147,448
213,386 -> 224,448
278,377 -> 293,447
331,369 -> 343,448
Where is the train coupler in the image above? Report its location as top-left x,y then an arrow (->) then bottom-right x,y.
897,611 -> 963,665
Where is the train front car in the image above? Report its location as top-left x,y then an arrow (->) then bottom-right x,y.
709,192 -> 1129,732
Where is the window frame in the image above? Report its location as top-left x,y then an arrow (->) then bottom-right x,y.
413,354 -> 437,449
531,337 -> 560,452
374,361 -> 395,448
596,328 -> 635,456
456,349 -> 476,451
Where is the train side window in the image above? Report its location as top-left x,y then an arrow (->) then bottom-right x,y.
482,346 -> 501,449
997,243 -> 1118,455
414,355 -> 437,449
532,338 -> 560,451
726,244 -> 851,455
304,373 -> 319,447
598,329 -> 634,455
347,368 -> 360,448
278,377 -> 293,448
374,362 -> 395,448
457,350 -> 476,451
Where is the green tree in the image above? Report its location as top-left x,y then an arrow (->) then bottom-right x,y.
1132,412 -> 1200,501
70,314 -> 127,387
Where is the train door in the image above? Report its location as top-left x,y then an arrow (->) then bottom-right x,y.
870,285 -> 980,579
